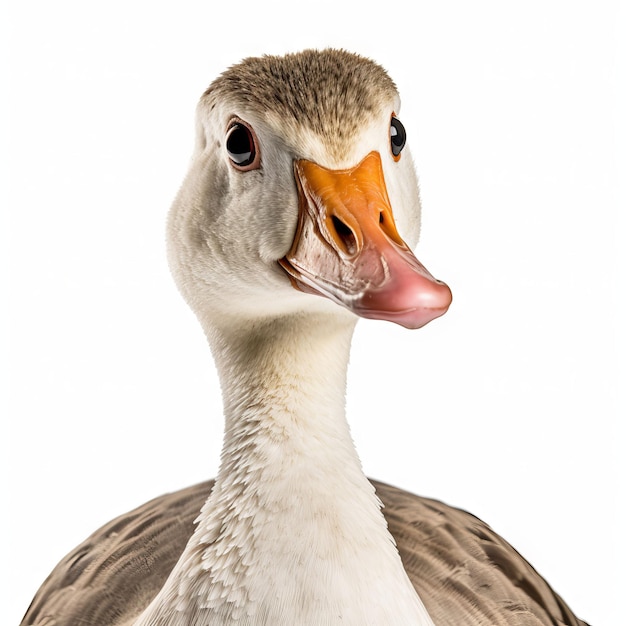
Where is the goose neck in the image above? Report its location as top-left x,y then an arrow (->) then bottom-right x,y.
133,312 -> 435,625
209,313 -> 356,445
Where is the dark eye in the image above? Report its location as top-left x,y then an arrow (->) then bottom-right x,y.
390,116 -> 406,159
226,120 -> 260,170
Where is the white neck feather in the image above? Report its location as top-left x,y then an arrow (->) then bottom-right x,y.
133,313 -> 434,625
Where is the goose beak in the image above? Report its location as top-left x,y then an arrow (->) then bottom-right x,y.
278,151 -> 452,329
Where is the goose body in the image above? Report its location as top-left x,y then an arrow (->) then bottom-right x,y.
21,50 -> 587,626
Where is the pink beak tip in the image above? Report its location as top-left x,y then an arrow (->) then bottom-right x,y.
357,278 -> 452,329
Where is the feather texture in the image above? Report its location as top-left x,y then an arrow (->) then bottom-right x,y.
21,480 -> 586,626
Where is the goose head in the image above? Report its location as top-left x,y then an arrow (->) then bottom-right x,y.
167,49 -> 452,337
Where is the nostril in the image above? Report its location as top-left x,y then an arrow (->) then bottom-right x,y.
378,209 -> 404,246
331,216 -> 358,256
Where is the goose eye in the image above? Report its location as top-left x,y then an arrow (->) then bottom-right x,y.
226,121 -> 260,170
390,116 -> 406,159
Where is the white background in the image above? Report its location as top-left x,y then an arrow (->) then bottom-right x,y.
3,1 -> 623,625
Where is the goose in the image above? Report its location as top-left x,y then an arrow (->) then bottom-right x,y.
20,49 -> 588,626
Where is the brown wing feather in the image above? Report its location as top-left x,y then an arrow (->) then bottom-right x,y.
20,482 -> 213,626
20,480 -> 587,626
372,480 -> 588,626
